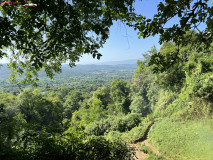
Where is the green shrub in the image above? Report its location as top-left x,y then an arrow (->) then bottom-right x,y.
111,114 -> 141,132
85,135 -> 133,160
191,73 -> 213,101
105,131 -> 123,142
84,117 -> 113,136
1,129 -> 133,160
85,113 -> 142,136
118,119 -> 155,143
154,89 -> 177,112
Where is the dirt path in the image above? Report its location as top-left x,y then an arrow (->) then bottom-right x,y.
131,120 -> 164,160
131,140 -> 161,160
143,140 -> 160,156
131,144 -> 148,160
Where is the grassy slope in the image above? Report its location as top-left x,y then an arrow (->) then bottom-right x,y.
148,119 -> 213,160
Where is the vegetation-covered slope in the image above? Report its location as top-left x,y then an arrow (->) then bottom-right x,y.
1,0 -> 213,159
1,35 -> 212,159
149,119 -> 213,160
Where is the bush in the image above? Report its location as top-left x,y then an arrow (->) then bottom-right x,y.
111,114 -> 141,132
85,114 -> 142,136
85,135 -> 132,160
1,129 -> 133,160
192,73 -> 213,101
84,118 -> 113,136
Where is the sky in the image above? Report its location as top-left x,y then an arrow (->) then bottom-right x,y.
77,0 -> 162,64
0,0 -> 212,65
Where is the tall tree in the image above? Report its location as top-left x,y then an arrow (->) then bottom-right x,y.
63,91 -> 83,119
17,89 -> 63,130
88,87 -> 111,110
110,79 -> 131,114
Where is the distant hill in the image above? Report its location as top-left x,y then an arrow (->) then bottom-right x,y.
0,63 -> 138,80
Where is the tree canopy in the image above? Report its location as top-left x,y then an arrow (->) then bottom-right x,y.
0,0 -> 135,85
0,0 -> 212,85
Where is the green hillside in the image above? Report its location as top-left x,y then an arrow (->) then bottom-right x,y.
149,119 -> 213,160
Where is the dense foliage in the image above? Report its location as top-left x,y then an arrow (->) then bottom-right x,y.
1,38 -> 212,159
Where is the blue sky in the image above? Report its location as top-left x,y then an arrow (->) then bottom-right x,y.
77,0 -> 161,64
0,0 -> 212,64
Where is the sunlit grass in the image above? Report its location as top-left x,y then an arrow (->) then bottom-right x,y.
148,119 -> 213,160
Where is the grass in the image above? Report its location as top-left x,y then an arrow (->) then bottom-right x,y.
148,118 -> 213,160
